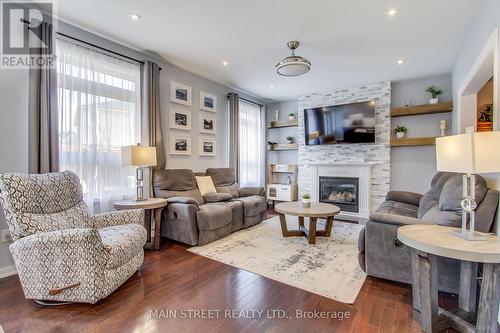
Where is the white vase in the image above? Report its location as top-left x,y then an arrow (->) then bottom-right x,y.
429,97 -> 439,104
287,140 -> 293,144
289,115 -> 295,120
395,132 -> 405,139
302,199 -> 311,208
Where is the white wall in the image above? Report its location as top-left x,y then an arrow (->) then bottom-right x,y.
451,0 -> 500,234
390,75 -> 453,194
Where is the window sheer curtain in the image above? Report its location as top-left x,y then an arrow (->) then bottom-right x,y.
56,38 -> 141,213
238,100 -> 265,187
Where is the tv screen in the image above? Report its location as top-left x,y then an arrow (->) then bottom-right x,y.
304,101 -> 376,145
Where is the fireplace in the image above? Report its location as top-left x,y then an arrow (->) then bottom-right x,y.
319,176 -> 359,213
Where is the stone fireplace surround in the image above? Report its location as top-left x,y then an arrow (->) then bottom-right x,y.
297,81 -> 391,216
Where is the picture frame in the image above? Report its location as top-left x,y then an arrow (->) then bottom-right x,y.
199,113 -> 217,135
170,81 -> 192,106
169,108 -> 191,131
199,91 -> 217,112
199,137 -> 216,156
169,134 -> 191,155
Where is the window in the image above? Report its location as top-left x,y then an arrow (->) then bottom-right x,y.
238,100 -> 264,187
56,38 -> 141,213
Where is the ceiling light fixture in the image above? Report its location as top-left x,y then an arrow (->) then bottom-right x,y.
387,8 -> 398,17
276,41 -> 311,77
397,59 -> 404,65
129,13 -> 141,21
222,60 -> 228,67
270,85 -> 274,89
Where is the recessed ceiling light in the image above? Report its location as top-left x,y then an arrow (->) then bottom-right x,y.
387,8 -> 398,17
129,13 -> 141,21
222,60 -> 228,67
270,85 -> 274,89
397,59 -> 404,65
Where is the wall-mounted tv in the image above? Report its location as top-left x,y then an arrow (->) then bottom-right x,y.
303,101 -> 376,145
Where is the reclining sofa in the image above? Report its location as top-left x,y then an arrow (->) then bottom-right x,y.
152,168 -> 267,245
358,172 -> 499,293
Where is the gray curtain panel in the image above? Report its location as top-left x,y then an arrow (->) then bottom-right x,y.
144,61 -> 166,170
228,92 -> 239,181
28,21 -> 59,174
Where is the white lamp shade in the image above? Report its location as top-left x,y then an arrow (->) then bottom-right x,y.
121,145 -> 157,167
436,132 -> 500,174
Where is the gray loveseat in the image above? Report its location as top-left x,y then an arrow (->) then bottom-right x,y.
153,168 -> 267,245
358,172 -> 499,293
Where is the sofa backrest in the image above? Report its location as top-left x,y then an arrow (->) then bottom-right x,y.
0,171 -> 90,240
205,168 -> 240,198
418,172 -> 497,232
153,169 -> 204,205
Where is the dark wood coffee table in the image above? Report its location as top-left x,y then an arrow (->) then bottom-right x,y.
275,201 -> 340,244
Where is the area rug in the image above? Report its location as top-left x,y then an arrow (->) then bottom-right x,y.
188,216 -> 366,304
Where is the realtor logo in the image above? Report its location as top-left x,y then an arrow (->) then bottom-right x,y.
1,0 -> 56,68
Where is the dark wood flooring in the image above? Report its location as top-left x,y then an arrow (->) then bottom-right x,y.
0,210 -> 458,333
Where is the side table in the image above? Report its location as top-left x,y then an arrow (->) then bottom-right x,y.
113,198 -> 168,250
398,224 -> 500,333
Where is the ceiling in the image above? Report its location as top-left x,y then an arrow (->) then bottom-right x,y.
57,0 -> 481,102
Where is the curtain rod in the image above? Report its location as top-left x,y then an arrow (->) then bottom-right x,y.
55,32 -> 162,70
230,94 -> 263,107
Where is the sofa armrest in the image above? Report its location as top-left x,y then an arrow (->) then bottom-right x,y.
386,191 -> 423,207
166,196 -> 199,207
92,209 -> 144,228
238,186 -> 265,197
369,212 -> 431,227
203,193 -> 233,203
9,228 -> 106,303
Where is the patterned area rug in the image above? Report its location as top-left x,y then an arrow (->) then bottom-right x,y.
188,216 -> 366,304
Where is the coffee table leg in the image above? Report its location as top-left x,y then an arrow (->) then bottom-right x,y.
279,213 -> 289,237
308,217 -> 317,244
325,216 -> 334,237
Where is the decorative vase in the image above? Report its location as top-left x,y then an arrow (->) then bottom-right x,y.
429,97 -> 439,104
287,139 -> 293,144
289,115 -> 295,120
302,199 -> 311,208
395,132 -> 405,139
268,144 -> 274,150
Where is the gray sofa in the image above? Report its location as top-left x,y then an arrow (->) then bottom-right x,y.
153,168 -> 267,245
358,172 -> 499,293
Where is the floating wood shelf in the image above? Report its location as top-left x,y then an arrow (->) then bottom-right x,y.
268,143 -> 298,151
391,102 -> 453,117
390,137 -> 437,147
268,119 -> 298,128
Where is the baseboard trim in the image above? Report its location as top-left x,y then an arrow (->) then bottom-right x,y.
0,265 -> 17,279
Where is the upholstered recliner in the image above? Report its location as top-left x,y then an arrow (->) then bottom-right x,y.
0,171 -> 146,304
358,172 -> 499,294
153,168 -> 267,246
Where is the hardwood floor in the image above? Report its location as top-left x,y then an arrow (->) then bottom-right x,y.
0,211 -> 458,333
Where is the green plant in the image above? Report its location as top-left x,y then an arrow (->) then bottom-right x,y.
302,193 -> 311,200
393,126 -> 408,134
267,141 -> 276,145
426,85 -> 443,98
286,136 -> 294,141
289,112 -> 294,116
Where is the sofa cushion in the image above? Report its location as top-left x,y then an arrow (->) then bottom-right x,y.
430,172 -> 456,200
196,203 -> 232,231
420,206 -> 461,227
153,169 -> 198,191
439,174 -> 487,212
203,193 -> 233,203
99,223 -> 147,269
233,195 -> 267,217
206,168 -> 236,186
216,184 -> 240,198
417,191 -> 438,218
375,200 -> 418,218
196,176 -> 217,196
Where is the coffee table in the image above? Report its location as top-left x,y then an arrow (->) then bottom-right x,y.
275,201 -> 340,244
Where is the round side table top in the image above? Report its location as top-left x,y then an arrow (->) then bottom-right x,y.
113,198 -> 168,210
398,224 -> 500,263
275,201 -> 340,217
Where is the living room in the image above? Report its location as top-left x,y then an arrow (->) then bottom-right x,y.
0,0 -> 499,332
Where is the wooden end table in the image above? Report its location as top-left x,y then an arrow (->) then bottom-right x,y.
113,198 -> 168,250
398,224 -> 500,333
275,201 -> 340,244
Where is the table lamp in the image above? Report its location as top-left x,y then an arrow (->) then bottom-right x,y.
121,144 -> 157,201
436,130 -> 500,240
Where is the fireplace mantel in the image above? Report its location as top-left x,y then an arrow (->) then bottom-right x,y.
309,163 -> 375,219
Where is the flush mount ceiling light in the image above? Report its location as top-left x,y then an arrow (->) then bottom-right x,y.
276,41 -> 311,77
397,59 -> 405,65
387,8 -> 398,17
129,13 -> 141,21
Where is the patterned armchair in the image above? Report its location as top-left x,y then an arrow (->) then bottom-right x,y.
0,171 -> 146,304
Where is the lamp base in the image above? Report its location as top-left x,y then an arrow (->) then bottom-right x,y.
134,197 -> 147,202
450,230 -> 488,241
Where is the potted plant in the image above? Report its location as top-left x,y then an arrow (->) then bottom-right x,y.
286,136 -> 294,144
288,112 -> 295,120
426,85 -> 443,104
267,141 -> 276,150
394,126 -> 408,139
302,193 -> 311,208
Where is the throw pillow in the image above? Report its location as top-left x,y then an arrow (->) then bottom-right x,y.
195,176 -> 217,196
